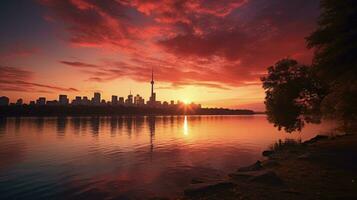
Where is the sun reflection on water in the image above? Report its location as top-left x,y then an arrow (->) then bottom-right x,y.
183,116 -> 188,135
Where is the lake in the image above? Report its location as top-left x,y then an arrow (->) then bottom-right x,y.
0,115 -> 336,199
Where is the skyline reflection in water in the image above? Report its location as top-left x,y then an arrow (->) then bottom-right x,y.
0,115 -> 336,199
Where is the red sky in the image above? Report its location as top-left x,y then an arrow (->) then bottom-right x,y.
0,0 -> 320,111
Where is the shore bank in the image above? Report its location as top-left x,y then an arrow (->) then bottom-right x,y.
181,132 -> 357,199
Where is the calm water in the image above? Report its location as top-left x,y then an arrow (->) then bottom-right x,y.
0,115 -> 335,199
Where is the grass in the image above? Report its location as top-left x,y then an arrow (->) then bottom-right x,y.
269,138 -> 303,152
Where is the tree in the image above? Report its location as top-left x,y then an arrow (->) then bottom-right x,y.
306,0 -> 357,125
261,59 -> 326,132
262,0 -> 357,132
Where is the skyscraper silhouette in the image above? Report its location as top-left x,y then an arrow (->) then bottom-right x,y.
149,68 -> 156,105
93,92 -> 101,105
151,68 -> 154,99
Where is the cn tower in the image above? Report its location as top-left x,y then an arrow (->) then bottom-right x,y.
151,68 -> 154,97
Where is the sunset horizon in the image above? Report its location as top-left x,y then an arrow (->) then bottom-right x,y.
0,0 -> 320,111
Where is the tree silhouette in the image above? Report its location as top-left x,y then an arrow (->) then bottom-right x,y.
262,0 -> 357,132
261,59 -> 326,132
306,0 -> 357,125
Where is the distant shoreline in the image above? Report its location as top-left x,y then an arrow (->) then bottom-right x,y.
0,105 -> 256,117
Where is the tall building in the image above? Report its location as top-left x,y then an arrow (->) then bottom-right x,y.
134,94 -> 144,105
0,96 -> 9,106
82,96 -> 90,105
148,68 -> 156,106
92,92 -> 101,105
125,92 -> 133,105
59,94 -> 69,105
36,97 -> 46,105
112,95 -> 118,105
119,97 -> 124,105
72,96 -> 82,105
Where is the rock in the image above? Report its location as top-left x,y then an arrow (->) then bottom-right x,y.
262,160 -> 280,168
230,170 -> 284,186
184,181 -> 235,196
238,160 -> 263,172
190,178 -> 205,184
262,150 -> 274,157
229,171 -> 255,181
303,135 -> 328,145
298,153 -> 313,160
248,170 -> 284,186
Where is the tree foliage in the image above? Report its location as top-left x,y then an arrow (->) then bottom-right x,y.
262,0 -> 357,132
261,59 -> 326,132
306,0 -> 357,124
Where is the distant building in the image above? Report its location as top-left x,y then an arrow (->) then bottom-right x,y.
170,100 -> 174,105
101,99 -> 106,104
29,101 -> 35,105
112,95 -> 118,105
46,100 -> 58,105
134,94 -> 144,105
72,96 -> 82,105
16,98 -> 23,105
125,92 -> 133,105
59,95 -> 69,105
36,97 -> 46,105
0,96 -> 9,106
163,101 -> 169,107
92,92 -> 101,105
82,96 -> 90,105
119,97 -> 124,105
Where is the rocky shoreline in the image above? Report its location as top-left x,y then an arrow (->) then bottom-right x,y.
180,133 -> 357,199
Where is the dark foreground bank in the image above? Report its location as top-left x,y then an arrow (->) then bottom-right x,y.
180,133 -> 357,200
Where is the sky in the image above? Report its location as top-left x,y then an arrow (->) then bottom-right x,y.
0,0 -> 320,111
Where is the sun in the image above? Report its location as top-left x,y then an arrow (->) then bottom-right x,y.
183,99 -> 190,104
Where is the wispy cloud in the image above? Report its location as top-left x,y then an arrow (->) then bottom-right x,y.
60,61 -> 101,68
0,65 -> 79,93
0,43 -> 39,58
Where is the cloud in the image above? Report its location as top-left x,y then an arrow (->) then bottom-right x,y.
40,0 -> 320,89
0,65 -> 79,93
60,57 -> 256,89
0,43 -> 39,58
128,0 -> 248,23
39,0 -> 136,48
171,82 -> 231,90
159,0 -> 320,63
60,61 -> 101,68
158,29 -> 250,60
